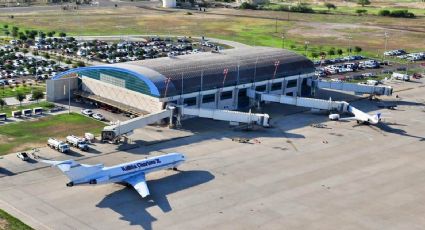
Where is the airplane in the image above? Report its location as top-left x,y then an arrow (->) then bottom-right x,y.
329,106 -> 382,125
41,153 -> 185,198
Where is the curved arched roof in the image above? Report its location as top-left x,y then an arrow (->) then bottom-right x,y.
53,47 -> 314,98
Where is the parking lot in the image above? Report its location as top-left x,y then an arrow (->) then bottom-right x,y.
1,78 -> 425,229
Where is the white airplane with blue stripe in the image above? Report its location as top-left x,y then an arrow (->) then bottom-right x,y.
41,153 -> 185,198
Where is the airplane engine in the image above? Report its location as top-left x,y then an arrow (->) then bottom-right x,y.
89,176 -> 109,184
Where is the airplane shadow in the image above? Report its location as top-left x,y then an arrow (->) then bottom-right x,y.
375,122 -> 425,141
0,167 -> 15,177
96,170 -> 214,230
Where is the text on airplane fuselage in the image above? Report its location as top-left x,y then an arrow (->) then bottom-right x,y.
121,159 -> 162,171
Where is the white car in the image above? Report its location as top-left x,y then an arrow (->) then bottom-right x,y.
17,152 -> 30,161
81,109 -> 94,116
92,113 -> 105,121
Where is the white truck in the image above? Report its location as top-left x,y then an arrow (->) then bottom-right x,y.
392,72 -> 410,81
66,135 -> 89,151
47,138 -> 70,153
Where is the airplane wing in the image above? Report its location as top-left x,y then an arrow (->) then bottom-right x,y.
124,173 -> 150,198
338,117 -> 358,121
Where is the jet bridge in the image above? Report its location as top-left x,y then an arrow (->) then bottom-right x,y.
178,107 -> 270,127
102,109 -> 174,142
248,89 -> 350,113
102,105 -> 270,142
313,80 -> 393,96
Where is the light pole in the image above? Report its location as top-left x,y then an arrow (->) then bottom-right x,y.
304,41 -> 309,56
348,34 -> 352,55
384,31 -> 389,62
281,32 -> 285,49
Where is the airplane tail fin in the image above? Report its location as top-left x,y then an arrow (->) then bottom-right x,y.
41,159 -> 102,182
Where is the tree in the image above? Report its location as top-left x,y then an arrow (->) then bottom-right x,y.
337,49 -> 343,56
47,31 -> 56,37
31,89 -> 44,103
354,46 -> 362,53
38,31 -> 46,39
43,52 -> 50,59
311,52 -> 319,59
59,32 -> 67,38
0,98 -> 5,109
4,30 -> 10,37
18,32 -> 27,41
22,48 -> 29,56
57,55 -> 64,66
3,25 -> 8,29
328,48 -> 336,56
16,92 -> 25,107
324,3 -> 337,10
357,0 -> 370,7
11,26 -> 19,39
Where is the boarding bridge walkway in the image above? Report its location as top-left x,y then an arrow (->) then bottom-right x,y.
247,89 -> 350,113
102,106 -> 270,142
102,109 -> 174,141
179,107 -> 270,127
313,80 -> 393,96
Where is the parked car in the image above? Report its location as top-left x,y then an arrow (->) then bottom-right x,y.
16,152 -> 30,161
81,109 -> 94,116
92,113 -> 105,121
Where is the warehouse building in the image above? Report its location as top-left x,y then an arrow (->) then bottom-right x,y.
47,47 -> 315,115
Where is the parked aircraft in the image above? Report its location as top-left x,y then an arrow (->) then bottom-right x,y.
41,153 -> 185,198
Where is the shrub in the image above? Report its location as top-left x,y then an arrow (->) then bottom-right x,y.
378,9 -> 390,16
356,9 -> 367,15
239,2 -> 256,10
324,3 -> 336,10
290,3 -> 314,13
390,9 -> 415,18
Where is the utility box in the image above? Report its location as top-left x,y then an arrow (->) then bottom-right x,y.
33,107 -> 43,115
22,109 -> 33,117
0,113 -> 6,121
12,110 -> 22,118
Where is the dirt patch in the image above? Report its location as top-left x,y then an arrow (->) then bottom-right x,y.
0,218 -> 9,230
0,135 -> 15,144
288,21 -> 381,40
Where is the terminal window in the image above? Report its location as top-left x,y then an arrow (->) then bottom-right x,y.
100,74 -> 126,88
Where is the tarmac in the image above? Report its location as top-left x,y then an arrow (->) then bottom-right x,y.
1,78 -> 425,230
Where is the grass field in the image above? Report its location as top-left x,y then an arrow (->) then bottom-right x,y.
0,85 -> 45,98
0,6 -> 424,58
0,209 -> 33,230
0,101 -> 54,116
0,113 -> 104,155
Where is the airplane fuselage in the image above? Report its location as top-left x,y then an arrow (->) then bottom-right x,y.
69,153 -> 185,186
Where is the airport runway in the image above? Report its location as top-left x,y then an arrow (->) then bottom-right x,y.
1,79 -> 425,229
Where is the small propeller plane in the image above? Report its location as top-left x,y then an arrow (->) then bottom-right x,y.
41,153 -> 185,198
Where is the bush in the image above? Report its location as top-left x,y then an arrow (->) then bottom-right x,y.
354,46 -> 362,53
390,9 -> 415,18
356,9 -> 367,15
290,3 -> 314,13
378,9 -> 390,16
239,2 -> 256,10
324,3 -> 336,10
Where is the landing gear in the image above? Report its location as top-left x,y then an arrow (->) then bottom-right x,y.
66,182 -> 74,187
172,167 -> 178,171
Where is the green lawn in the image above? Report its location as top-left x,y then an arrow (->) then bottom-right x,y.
0,209 -> 33,230
0,113 -> 104,155
0,101 -> 54,117
0,85 -> 45,98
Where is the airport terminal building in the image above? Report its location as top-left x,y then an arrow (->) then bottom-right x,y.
47,47 -> 315,115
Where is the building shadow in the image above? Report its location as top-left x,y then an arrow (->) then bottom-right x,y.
96,170 -> 214,230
